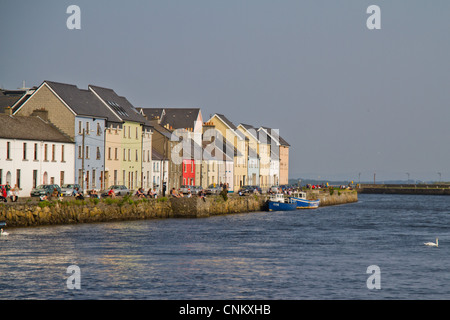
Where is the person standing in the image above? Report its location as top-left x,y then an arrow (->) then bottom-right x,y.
12,184 -> 19,202
5,183 -> 11,201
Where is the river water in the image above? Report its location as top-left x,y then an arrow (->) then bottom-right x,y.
0,194 -> 449,300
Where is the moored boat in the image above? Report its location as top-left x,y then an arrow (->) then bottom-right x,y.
290,192 -> 320,209
268,193 -> 297,211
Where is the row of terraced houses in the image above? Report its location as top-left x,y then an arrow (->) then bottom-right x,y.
0,81 -> 289,196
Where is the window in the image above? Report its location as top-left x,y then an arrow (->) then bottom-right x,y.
128,126 -> 131,138
123,149 -> 126,161
135,149 -> 138,161
108,147 -> 112,160
78,145 -> 82,159
115,148 -> 118,160
61,145 -> 65,162
78,121 -> 82,134
33,170 -> 38,188
86,122 -> 90,134
34,143 -> 38,160
123,125 -> 126,138
92,170 -> 96,188
97,147 -> 101,160
128,149 -> 131,162
85,146 -> 89,159
60,171 -> 65,186
136,127 -> 138,139
97,123 -> 102,136
52,144 -> 56,161
78,169 -> 83,186
16,169 -> 21,188
114,170 -> 117,185
23,143 -> 27,160
44,144 -> 48,161
6,142 -> 11,160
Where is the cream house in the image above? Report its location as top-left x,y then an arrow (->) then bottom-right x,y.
0,114 -> 75,196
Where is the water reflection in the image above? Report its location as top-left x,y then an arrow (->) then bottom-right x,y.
1,194 -> 450,299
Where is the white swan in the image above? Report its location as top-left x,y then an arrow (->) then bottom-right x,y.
424,238 -> 438,247
0,228 -> 9,236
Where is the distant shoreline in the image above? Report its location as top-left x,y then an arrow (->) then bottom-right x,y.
358,184 -> 450,195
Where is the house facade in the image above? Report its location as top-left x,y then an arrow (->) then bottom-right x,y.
88,85 -> 149,191
237,124 -> 261,187
74,116 -> 106,190
207,114 -> 247,192
0,114 -> 75,196
13,81 -> 119,191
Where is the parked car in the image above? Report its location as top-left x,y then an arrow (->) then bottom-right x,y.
30,184 -> 62,197
179,185 -> 203,195
189,186 -> 203,195
101,185 -> 130,197
205,184 -> 222,195
179,185 -> 191,194
61,184 -> 83,196
239,185 -> 262,194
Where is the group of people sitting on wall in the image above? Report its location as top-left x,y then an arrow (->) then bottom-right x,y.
134,187 -> 159,199
0,183 -> 20,203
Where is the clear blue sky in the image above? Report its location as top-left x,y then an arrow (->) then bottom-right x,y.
1,0 -> 450,182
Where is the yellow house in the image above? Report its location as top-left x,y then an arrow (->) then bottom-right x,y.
89,85 -> 147,192
257,130 -> 271,190
104,123 -> 123,187
208,114 -> 248,192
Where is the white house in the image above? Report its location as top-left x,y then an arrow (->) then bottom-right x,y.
0,114 -> 75,197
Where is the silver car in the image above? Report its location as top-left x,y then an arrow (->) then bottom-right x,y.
102,185 -> 130,197
61,184 -> 83,196
205,184 -> 222,195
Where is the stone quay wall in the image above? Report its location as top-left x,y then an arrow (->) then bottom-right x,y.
0,195 -> 268,228
0,191 -> 357,229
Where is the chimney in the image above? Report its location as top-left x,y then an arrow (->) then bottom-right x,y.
202,121 -> 215,134
31,108 -> 49,121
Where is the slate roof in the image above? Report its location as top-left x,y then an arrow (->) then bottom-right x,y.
0,89 -> 26,113
238,123 -> 259,141
140,108 -> 201,130
259,126 -> 290,147
152,148 -> 167,161
89,85 -> 146,123
0,114 -> 73,143
211,113 -> 246,140
44,81 -> 121,122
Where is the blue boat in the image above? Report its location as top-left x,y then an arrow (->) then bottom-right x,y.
290,192 -> 320,209
268,194 -> 297,211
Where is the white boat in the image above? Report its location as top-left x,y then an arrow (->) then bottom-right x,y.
268,193 -> 297,211
290,192 -> 320,209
